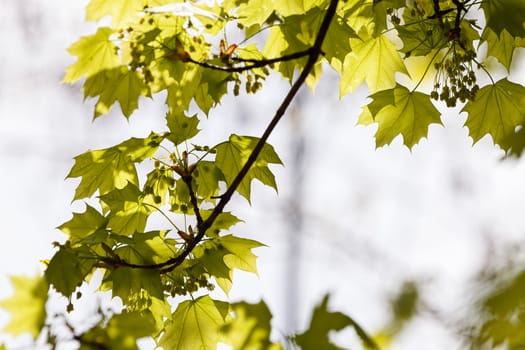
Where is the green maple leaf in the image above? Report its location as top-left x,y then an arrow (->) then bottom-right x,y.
166,111 -> 200,145
45,248 -> 86,297
106,267 -> 164,302
86,0 -> 146,28
192,161 -> 225,202
57,205 -> 108,245
0,275 -> 48,338
159,295 -> 229,350
83,67 -> 150,118
68,133 -> 162,200
215,135 -> 282,202
481,0 -> 525,38
194,234 -> 263,294
340,34 -> 408,96
482,28 -> 520,71
237,0 -> 274,27
462,78 -> 525,148
221,301 -> 282,350
63,27 -> 120,83
99,182 -> 154,236
201,210 -> 243,237
295,294 -> 378,350
358,84 -> 442,149
106,311 -> 158,349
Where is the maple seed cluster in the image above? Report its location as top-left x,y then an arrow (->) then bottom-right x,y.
164,274 -> 215,297
431,50 -> 479,107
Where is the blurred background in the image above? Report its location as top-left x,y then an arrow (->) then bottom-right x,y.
2,1 -> 525,349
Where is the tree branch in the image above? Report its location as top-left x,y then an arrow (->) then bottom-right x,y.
184,48 -> 315,73
101,0 -> 340,273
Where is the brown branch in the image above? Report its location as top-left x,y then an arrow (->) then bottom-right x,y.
185,48 -> 315,73
101,0 -> 340,273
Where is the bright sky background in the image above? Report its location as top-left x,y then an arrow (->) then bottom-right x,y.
2,1 -> 525,349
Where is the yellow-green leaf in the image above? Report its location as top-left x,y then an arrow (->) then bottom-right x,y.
221,301 -> 282,350
462,78 -> 525,147
358,84 -> 442,149
86,0 -> 147,28
83,67 -> 150,119
159,295 -> 229,350
340,34 -> 408,96
0,275 -> 48,338
63,27 -> 120,83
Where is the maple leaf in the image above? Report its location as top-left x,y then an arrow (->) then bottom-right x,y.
481,0 -> 525,38
166,111 -> 200,145
221,301 -> 282,350
192,161 -> 225,202
295,294 -> 378,350
63,27 -> 120,83
68,133 -> 162,200
45,248 -> 88,297
462,78 -> 525,147
83,67 -> 150,119
57,204 -> 108,245
99,182 -> 154,236
86,0 -> 147,28
215,135 -> 282,202
482,28 -> 520,72
194,234 -> 263,295
159,295 -> 229,350
358,84 -> 442,149
0,275 -> 48,338
340,34 -> 408,96
106,267 -> 164,302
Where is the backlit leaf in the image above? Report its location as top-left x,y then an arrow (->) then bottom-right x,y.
462,78 -> 525,147
341,34 -> 408,96
63,27 -> 120,83
221,301 -> 282,350
358,84 -> 442,149
0,275 -> 48,338
159,295 -> 229,350
45,248 -> 85,297
215,135 -> 282,202
481,0 -> 525,37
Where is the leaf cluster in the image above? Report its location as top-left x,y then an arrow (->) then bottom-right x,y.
2,0 -> 525,349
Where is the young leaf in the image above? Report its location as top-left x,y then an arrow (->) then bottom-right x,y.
68,134 -> 162,200
86,0 -> 147,28
63,27 -> 120,83
99,182 -> 154,236
106,267 -> 164,302
221,301 -> 282,350
215,135 -> 282,202
482,28 -> 519,72
295,294 -> 378,350
45,248 -> 85,296
462,78 -> 525,148
83,67 -> 150,118
166,111 -> 200,145
358,84 -> 442,149
340,34 -> 408,96
159,295 -> 229,350
0,275 -> 48,339
57,204 -> 108,245
192,161 -> 225,202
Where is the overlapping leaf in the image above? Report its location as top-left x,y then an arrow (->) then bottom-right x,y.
58,205 -> 108,245
99,182 -> 154,236
481,0 -> 525,37
341,34 -> 408,95
462,78 -> 525,148
63,27 -> 120,83
221,301 -> 282,350
358,84 -> 442,148
215,135 -> 282,202
68,133 -> 162,200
